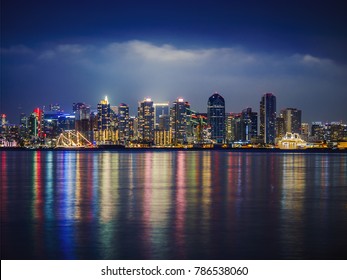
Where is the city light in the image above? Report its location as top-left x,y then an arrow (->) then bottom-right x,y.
0,92 -> 346,149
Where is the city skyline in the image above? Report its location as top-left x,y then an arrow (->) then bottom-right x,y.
1,0 -> 347,123
1,90 -> 346,126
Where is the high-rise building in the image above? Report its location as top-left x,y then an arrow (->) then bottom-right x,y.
138,98 -> 154,144
276,116 -> 285,139
310,121 -> 347,142
159,115 -> 170,131
19,113 -> 29,138
29,108 -> 44,139
153,102 -> 169,129
58,114 -> 75,131
43,111 -> 63,139
229,113 -> 242,142
96,96 -> 112,143
74,103 -> 91,139
301,123 -> 309,141
170,98 -> 191,145
241,108 -> 258,142
311,122 -> 324,141
281,108 -> 302,134
207,92 -> 226,144
260,93 -> 276,144
118,103 -> 130,144
128,116 -> 136,142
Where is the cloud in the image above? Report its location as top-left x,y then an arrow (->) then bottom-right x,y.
56,44 -> 87,54
38,50 -> 56,60
102,40 -> 212,62
2,40 -> 347,123
0,45 -> 34,55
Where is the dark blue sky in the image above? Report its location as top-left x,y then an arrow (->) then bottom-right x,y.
1,0 -> 347,123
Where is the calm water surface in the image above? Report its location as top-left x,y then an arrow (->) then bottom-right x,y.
1,150 -> 347,259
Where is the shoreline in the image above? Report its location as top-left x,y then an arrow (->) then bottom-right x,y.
1,146 -> 346,153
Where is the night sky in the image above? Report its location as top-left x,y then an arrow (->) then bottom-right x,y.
1,0 -> 346,123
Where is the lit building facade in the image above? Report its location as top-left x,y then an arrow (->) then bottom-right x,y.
301,123 -> 309,141
310,121 -> 347,142
29,108 -> 44,139
207,92 -> 226,144
281,108 -> 302,134
276,116 -> 285,139
96,96 -> 113,144
137,98 -> 155,144
118,103 -> 130,144
74,103 -> 91,140
154,102 -> 169,129
240,108 -> 258,142
311,122 -> 325,141
260,93 -> 276,144
170,98 -> 191,145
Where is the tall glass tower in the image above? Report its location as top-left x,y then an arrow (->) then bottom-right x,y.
170,98 -> 190,145
137,98 -> 154,143
153,102 -> 169,129
280,108 -> 302,134
260,93 -> 276,144
207,92 -> 226,144
97,96 -> 111,143
118,103 -> 129,144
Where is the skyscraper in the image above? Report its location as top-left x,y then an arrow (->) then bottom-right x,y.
170,98 -> 191,145
207,92 -> 226,144
153,102 -> 169,129
29,108 -> 44,139
96,96 -> 111,143
280,108 -> 302,134
74,102 -> 91,139
241,108 -> 258,142
276,116 -> 285,139
260,93 -> 276,144
118,103 -> 129,144
137,98 -> 154,144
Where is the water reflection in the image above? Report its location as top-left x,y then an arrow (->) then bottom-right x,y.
1,151 -> 346,260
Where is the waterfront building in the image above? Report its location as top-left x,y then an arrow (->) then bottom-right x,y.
301,123 -> 309,141
154,102 -> 169,129
276,116 -> 285,140
58,114 -> 75,131
74,103 -> 91,140
226,113 -> 241,143
311,122 -> 325,141
118,103 -> 130,145
159,115 -> 170,131
326,122 -> 347,142
19,113 -> 29,140
95,96 -> 114,144
29,108 -> 44,139
0,120 -> 19,147
137,98 -> 155,144
154,129 -> 171,146
260,93 -> 276,144
278,132 -> 307,149
128,116 -> 136,142
207,92 -> 226,144
240,108 -> 258,142
281,108 -> 302,134
43,111 -> 63,140
170,98 -> 191,145
189,112 -> 208,144
310,121 -> 347,142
